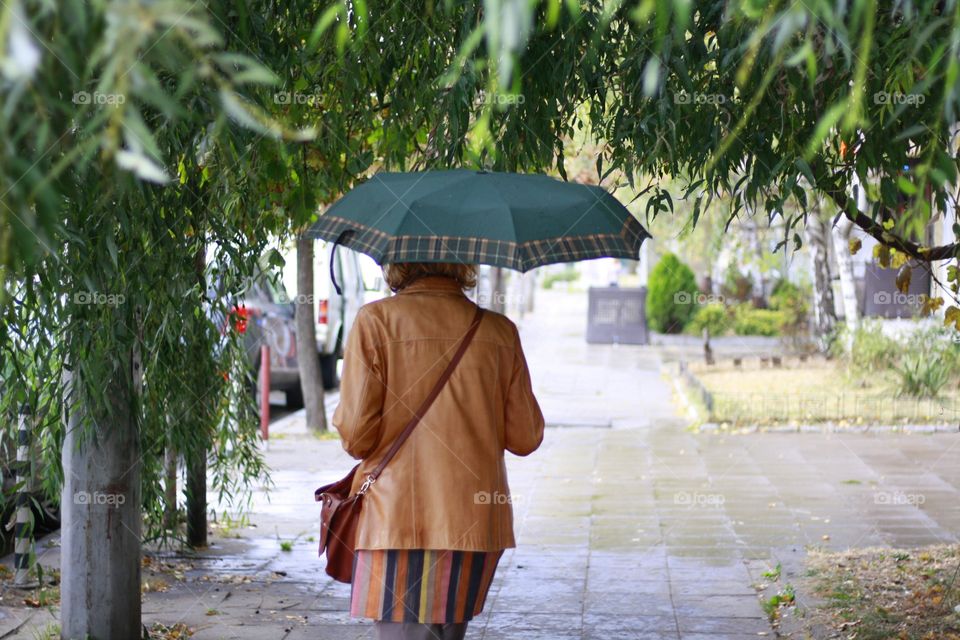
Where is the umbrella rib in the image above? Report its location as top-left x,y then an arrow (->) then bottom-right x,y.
376,174 -> 477,269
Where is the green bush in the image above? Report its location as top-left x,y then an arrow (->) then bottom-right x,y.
893,325 -> 959,398
720,264 -> 754,302
834,321 -> 959,398
542,267 -> 579,289
646,253 -> 699,333
732,304 -> 786,336
836,320 -> 899,370
769,279 -> 809,328
689,303 -> 732,337
893,352 -> 952,398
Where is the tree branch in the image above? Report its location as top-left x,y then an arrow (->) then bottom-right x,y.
820,179 -> 959,263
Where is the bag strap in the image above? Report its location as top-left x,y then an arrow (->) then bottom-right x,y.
358,304 -> 484,495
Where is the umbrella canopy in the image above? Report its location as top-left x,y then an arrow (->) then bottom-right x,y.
306,170 -> 650,272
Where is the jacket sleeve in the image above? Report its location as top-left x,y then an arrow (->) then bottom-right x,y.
503,325 -> 545,456
332,308 -> 386,459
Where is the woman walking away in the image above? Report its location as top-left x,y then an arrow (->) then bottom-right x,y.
332,262 -> 545,640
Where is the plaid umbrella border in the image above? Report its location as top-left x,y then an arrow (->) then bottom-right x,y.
307,213 -> 650,272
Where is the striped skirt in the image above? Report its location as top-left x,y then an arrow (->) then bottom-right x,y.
350,549 -> 503,624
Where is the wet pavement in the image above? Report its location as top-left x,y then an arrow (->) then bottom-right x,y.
4,289 -> 960,639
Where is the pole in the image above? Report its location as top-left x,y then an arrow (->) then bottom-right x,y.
14,406 -> 35,587
260,344 -> 270,441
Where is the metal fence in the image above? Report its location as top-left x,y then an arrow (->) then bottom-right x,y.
709,390 -> 960,425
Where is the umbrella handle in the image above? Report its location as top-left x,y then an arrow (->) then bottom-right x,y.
329,229 -> 354,297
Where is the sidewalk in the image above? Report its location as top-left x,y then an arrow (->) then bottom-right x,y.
5,289 -> 960,639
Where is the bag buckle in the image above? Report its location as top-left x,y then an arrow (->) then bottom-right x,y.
358,475 -> 376,495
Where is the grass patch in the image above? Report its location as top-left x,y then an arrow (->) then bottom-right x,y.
22,585 -> 60,608
799,544 -> 960,639
762,563 -> 782,581
149,622 -> 194,639
762,584 -> 796,620
31,624 -> 60,640
208,512 -> 249,538
691,361 -> 960,426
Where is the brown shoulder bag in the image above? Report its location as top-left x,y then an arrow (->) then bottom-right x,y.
315,305 -> 484,583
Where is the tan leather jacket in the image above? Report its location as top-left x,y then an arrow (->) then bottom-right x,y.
332,275 -> 544,551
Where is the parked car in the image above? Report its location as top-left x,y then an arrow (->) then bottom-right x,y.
232,241 -> 382,407
232,267 -> 303,406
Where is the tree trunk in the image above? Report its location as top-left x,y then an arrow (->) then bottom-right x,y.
521,271 -> 536,315
806,205 -> 837,349
490,268 -> 506,313
832,216 -> 860,331
60,354 -> 142,639
163,442 -> 177,531
186,247 -> 208,548
746,221 -> 767,305
296,234 -> 327,432
185,447 -> 207,548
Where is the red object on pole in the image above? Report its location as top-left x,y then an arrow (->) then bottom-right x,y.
260,345 -> 270,441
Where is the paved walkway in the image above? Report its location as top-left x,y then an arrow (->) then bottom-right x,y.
4,290 -> 960,639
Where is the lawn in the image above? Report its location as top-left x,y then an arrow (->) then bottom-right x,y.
794,545 -> 960,640
687,359 -> 960,426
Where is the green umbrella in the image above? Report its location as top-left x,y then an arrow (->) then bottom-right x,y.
307,169 -> 650,272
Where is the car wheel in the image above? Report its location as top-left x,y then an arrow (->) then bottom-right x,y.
320,353 -> 339,390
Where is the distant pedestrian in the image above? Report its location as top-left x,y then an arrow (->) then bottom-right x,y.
333,262 -> 545,640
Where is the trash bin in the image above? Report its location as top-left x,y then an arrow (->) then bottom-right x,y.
586,286 -> 649,344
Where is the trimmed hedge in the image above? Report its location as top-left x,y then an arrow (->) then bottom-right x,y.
732,305 -> 786,336
646,253 -> 699,333
689,302 -> 732,337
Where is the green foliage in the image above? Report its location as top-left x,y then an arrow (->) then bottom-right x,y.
762,584 -> 796,621
0,0 -> 299,546
770,279 -> 807,314
721,265 -> 755,303
0,0 -> 474,549
834,320 -> 900,371
892,326 -> 959,398
835,321 -> 960,398
391,0 -> 960,273
3,0 -> 960,560
646,253 -> 699,334
762,563 -> 783,581
770,279 -> 810,332
689,303 -> 732,337
542,267 -> 579,289
893,353 -> 952,399
732,305 -> 786,337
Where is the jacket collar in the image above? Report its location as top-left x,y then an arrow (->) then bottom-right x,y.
397,275 -> 467,296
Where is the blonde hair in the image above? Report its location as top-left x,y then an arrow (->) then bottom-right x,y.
383,262 -> 478,292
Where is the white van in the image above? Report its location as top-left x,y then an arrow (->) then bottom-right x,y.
281,240 -> 385,390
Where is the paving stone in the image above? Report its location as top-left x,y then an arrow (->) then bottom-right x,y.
679,635 -> 772,640
676,616 -> 773,634
583,591 -> 676,617
484,612 -> 582,634
670,581 -> 758,597
582,612 -> 678,635
671,595 -> 766,619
